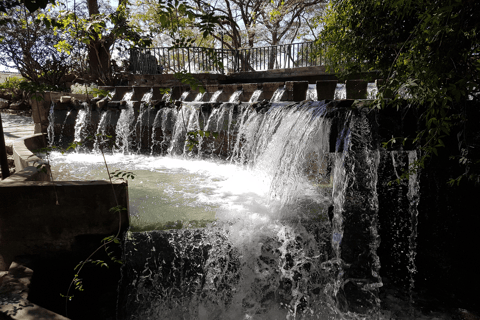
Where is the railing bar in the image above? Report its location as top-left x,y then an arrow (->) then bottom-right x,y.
182,48 -> 185,71
178,48 -> 181,73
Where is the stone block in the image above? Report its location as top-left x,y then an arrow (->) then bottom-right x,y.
9,101 -> 29,110
151,87 -> 166,101
316,80 -> 338,100
59,96 -> 71,103
132,86 -> 152,101
285,81 -> 308,101
111,86 -> 132,101
96,97 -> 108,110
346,80 -> 368,99
262,82 -> 285,101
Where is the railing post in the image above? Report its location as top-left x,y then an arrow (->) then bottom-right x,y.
188,48 -> 191,74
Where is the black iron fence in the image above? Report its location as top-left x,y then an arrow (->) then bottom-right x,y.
129,41 -> 324,75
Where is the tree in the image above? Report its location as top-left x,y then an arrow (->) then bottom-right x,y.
189,0 -> 324,49
317,0 -> 480,184
0,5 -> 73,87
47,0 -> 152,85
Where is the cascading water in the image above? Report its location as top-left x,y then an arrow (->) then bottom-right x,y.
115,91 -> 135,153
73,102 -> 92,151
210,90 -> 223,102
367,83 -> 378,99
194,92 -> 206,102
162,91 -> 172,102
94,109 -> 113,152
271,86 -> 286,102
179,91 -> 190,101
407,151 -> 420,313
135,90 -> 154,153
334,84 -> 346,100
46,85 -> 436,319
228,90 -> 243,103
306,84 -> 318,101
249,89 -> 263,103
110,99 -> 347,319
58,109 -> 73,146
47,102 -> 55,146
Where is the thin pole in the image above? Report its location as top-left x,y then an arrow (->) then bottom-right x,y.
221,32 -> 224,74
0,113 -> 11,179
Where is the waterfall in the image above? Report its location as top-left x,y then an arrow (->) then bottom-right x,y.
162,91 -> 172,102
168,105 -> 195,155
306,84 -> 317,101
270,86 -> 286,102
150,108 -> 164,155
209,90 -> 223,102
367,83 -> 378,99
73,102 -> 92,151
115,91 -> 135,153
194,92 -> 206,102
228,90 -> 243,103
58,110 -> 72,146
135,91 -> 154,153
334,84 -> 346,100
249,89 -> 263,103
94,110 -> 113,152
48,87 -> 427,319
47,102 -> 55,146
179,91 -> 189,101
117,100 -> 347,319
407,150 -> 420,313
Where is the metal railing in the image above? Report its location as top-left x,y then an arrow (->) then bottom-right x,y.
129,41 -> 324,75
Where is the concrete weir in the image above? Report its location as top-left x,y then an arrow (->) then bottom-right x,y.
0,133 -> 129,319
0,79 -> 369,319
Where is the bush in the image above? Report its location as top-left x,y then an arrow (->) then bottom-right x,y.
70,83 -> 99,95
0,76 -> 24,90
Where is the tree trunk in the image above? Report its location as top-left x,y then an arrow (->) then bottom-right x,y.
88,40 -> 113,84
86,0 -> 115,84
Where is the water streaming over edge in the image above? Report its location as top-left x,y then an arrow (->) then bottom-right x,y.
47,89 -> 391,319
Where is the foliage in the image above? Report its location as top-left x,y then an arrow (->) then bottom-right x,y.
36,136 -> 133,315
70,82 -> 98,94
0,5 -> 74,87
45,0 -> 152,85
130,0 -> 217,48
0,76 -> 24,90
317,0 -> 480,184
188,0 -> 325,49
0,75 -> 58,101
186,130 -> 219,150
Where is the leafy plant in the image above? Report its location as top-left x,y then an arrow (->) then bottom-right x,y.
186,130 -> 219,150
317,0 -> 480,184
38,135 -> 136,316
0,76 -> 24,90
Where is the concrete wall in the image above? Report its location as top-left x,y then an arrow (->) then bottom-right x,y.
128,73 -> 228,87
30,92 -> 91,135
1,133 -> 130,271
0,179 -> 129,271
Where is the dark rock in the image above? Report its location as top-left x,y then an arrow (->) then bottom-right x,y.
10,100 -> 30,110
0,98 -> 9,109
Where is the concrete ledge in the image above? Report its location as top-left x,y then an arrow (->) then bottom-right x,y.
0,262 -> 69,320
12,133 -> 49,175
0,166 -> 48,183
